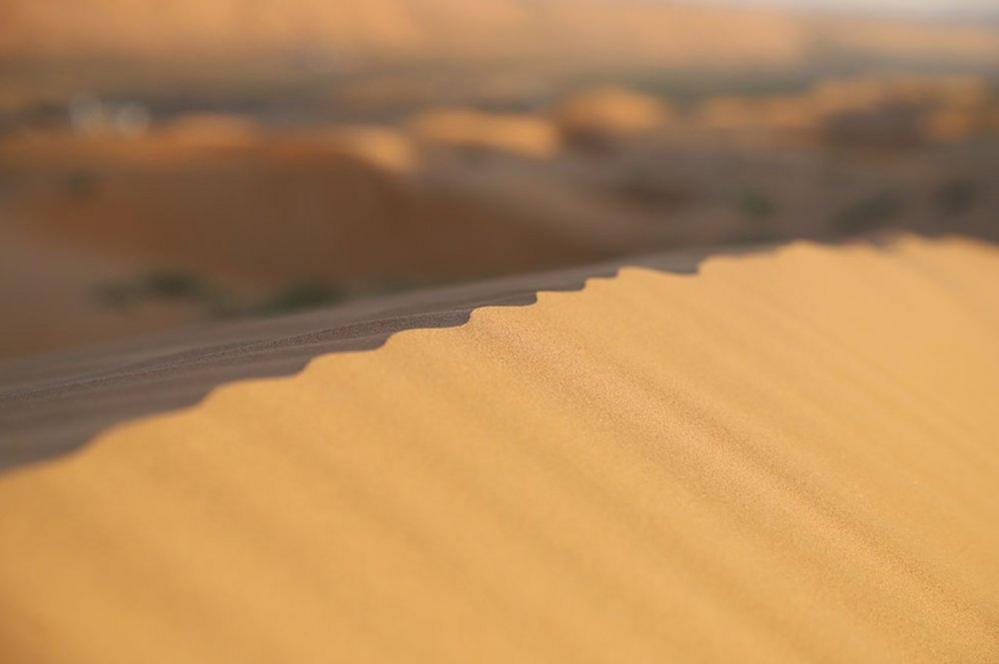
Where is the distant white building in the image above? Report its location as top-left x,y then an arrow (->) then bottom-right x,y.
68,96 -> 150,137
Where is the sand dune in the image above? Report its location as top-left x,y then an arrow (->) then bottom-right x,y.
0,247 -> 711,467
1,235 -> 999,661
0,133 -> 596,284
554,87 -> 673,149
411,108 -> 560,159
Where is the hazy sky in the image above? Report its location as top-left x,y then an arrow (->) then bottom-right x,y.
704,0 -> 998,19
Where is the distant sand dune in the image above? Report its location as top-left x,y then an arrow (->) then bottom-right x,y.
554,87 -> 673,148
411,108 -> 561,159
1,236 -> 998,661
0,133 -> 594,284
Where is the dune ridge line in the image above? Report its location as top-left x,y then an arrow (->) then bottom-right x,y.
0,234 -> 998,662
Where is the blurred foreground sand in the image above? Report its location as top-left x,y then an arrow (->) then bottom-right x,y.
1,235 -> 997,662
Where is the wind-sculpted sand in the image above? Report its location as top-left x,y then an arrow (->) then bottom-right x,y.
1,236 -> 998,662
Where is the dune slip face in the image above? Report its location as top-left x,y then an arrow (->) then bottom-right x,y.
1,236 -> 998,662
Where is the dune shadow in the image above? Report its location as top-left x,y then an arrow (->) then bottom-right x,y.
0,231 -> 994,474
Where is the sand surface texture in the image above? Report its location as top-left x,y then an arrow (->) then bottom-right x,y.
1,236 -> 998,662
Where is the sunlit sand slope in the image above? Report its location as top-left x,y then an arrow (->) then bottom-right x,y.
1,236 -> 998,662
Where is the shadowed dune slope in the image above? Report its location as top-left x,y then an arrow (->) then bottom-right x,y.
0,247 -> 711,469
1,236 -> 999,662
0,136 -> 594,285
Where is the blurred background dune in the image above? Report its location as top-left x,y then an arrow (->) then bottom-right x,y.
1,0 -> 997,357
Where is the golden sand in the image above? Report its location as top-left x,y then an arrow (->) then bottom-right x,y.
1,236 -> 998,662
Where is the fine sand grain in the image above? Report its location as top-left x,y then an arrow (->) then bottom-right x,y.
1,236 -> 998,662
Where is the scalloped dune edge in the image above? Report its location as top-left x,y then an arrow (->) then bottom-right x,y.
1,236 -> 998,662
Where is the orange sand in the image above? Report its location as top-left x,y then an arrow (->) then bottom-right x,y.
1,236 -> 998,661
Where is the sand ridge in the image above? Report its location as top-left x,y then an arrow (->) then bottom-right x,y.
1,236 -> 998,662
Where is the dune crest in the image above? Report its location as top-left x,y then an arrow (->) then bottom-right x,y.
1,236 -> 998,662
